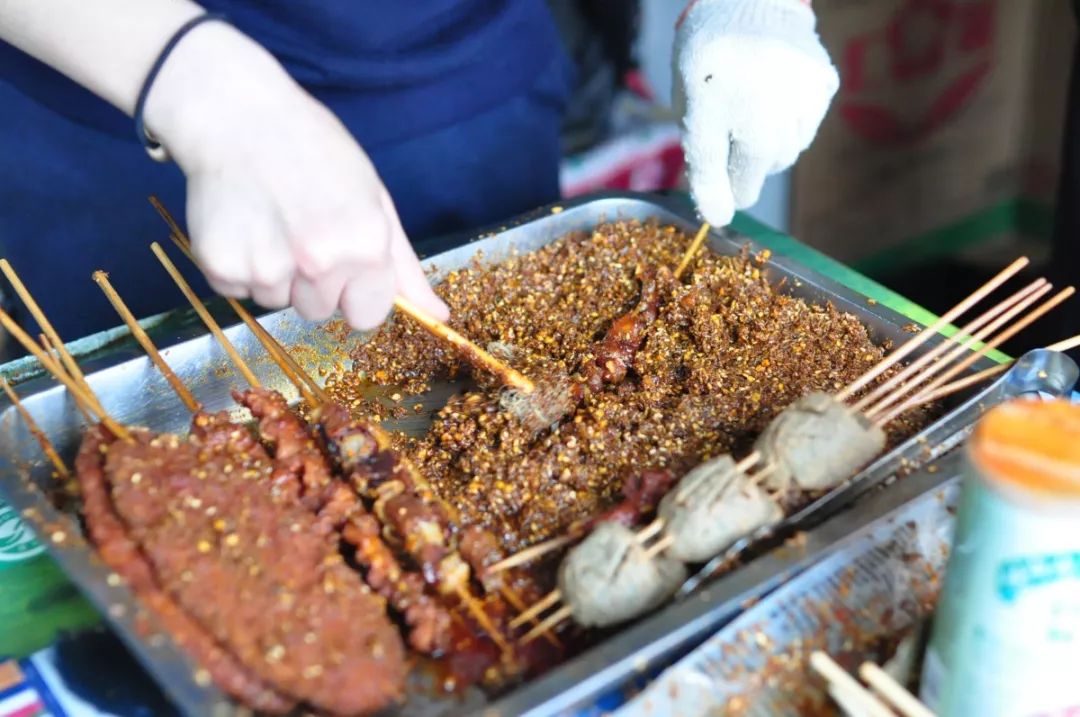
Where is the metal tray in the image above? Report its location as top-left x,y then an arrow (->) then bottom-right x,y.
0,192 -> 1072,716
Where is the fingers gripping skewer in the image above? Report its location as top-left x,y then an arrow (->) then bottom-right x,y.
149,198 -> 321,399
674,223 -> 711,280
150,243 -> 262,389
1,378 -> 69,479
864,281 -> 1054,420
93,272 -> 201,413
0,309 -> 130,440
837,257 -> 1030,401
852,278 -> 1047,413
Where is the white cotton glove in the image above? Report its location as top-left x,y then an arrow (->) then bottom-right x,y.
674,0 -> 839,226
143,22 -> 448,330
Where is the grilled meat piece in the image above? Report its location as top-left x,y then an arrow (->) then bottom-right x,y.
80,412 -> 410,715
77,425 -> 295,713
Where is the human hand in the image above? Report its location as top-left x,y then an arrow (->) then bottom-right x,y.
674,0 -> 839,226
144,21 -> 448,330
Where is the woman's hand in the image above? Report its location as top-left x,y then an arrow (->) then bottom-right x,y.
145,21 -> 448,329
0,0 -> 447,330
674,0 -> 839,227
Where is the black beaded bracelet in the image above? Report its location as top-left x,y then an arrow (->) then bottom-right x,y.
134,12 -> 228,162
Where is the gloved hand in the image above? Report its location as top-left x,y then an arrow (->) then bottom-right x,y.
144,21 -> 449,330
674,0 -> 839,226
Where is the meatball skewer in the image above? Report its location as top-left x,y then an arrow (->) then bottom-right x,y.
513,260 -> 1075,642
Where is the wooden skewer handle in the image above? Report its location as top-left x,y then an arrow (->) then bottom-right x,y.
93,271 -> 202,413
393,296 -> 535,393
150,243 -> 262,389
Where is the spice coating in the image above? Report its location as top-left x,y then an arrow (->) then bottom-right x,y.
337,221 -> 934,552
83,413 -> 408,715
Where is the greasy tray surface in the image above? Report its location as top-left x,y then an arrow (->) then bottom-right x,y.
0,193 -> 1069,716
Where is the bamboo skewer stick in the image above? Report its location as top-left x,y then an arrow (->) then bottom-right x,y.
92,271 -> 202,413
393,295 -> 535,393
162,229 -> 326,405
852,278 -> 1047,413
0,259 -> 105,416
39,333 -> 93,424
636,518 -> 665,543
837,257 -> 1030,401
810,652 -> 898,717
914,364 -> 1008,406
905,329 -> 1080,408
674,223 -> 711,280
456,586 -> 510,653
0,309 -> 129,440
150,243 -> 262,389
487,535 -> 574,574
496,582 -> 562,648
148,224 -> 520,654
859,662 -> 934,717
879,287 -> 1076,426
521,605 -> 573,646
509,589 -> 562,629
1,378 -> 69,478
643,533 -> 675,559
876,324 -> 1080,419
865,282 -> 1053,420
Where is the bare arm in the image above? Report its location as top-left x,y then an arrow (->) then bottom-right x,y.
0,0 -> 448,329
0,0 -> 207,115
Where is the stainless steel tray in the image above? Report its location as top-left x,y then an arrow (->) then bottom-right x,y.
0,192 -> 1072,716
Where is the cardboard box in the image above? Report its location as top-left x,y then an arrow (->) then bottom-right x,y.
791,0 -> 1075,271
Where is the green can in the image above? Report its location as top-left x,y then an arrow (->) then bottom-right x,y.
921,398 -> 1080,716
0,500 -> 99,658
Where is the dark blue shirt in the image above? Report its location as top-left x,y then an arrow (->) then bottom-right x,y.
0,2 -> 572,339
0,0 -> 565,149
